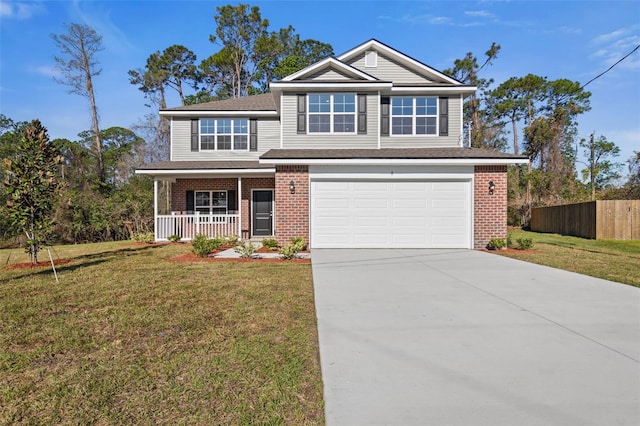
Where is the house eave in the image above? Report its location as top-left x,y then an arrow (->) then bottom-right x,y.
159,110 -> 278,117
269,81 -> 393,90
259,158 -> 528,166
135,168 -> 276,179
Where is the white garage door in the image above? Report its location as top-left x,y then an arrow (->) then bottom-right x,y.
311,180 -> 471,248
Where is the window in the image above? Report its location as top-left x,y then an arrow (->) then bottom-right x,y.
195,190 -> 227,215
308,94 -> 356,133
391,97 -> 437,135
200,119 -> 248,150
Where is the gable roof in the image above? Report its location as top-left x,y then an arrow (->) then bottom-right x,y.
337,39 -> 463,86
281,57 -> 379,82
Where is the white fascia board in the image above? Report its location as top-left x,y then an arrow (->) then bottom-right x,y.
159,110 -> 278,117
260,158 -> 528,166
391,86 -> 477,94
269,81 -> 392,90
338,40 -> 461,85
281,57 -> 377,81
135,168 -> 276,177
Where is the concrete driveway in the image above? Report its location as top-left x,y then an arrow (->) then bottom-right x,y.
311,249 -> 640,426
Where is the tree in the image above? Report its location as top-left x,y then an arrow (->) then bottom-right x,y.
579,134 -> 621,200
3,120 -> 64,263
51,23 -> 106,183
444,43 -> 501,149
488,74 -> 547,155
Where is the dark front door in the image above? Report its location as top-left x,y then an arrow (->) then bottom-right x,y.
252,190 -> 273,236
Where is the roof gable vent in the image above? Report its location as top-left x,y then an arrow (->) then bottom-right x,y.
364,50 -> 377,68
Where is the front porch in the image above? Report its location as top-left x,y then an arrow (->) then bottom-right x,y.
156,212 -> 241,241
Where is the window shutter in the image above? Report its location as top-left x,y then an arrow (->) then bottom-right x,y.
297,94 -> 306,134
227,190 -> 236,213
186,190 -> 194,213
357,94 -> 367,134
439,97 -> 449,137
249,119 -> 258,151
191,119 -> 199,151
380,96 -> 390,136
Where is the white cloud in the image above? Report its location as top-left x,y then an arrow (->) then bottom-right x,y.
464,10 -> 494,18
589,26 -> 640,71
0,1 -> 45,20
592,28 -> 627,45
29,65 -> 61,78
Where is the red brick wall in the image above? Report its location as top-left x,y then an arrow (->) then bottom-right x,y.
474,165 -> 508,249
171,177 -> 275,238
274,165 -> 309,246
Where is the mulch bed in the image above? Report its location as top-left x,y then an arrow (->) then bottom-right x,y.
3,259 -> 70,270
168,252 -> 310,264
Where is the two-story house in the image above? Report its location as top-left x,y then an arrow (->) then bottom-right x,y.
137,39 -> 527,249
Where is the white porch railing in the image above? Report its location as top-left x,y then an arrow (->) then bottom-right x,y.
156,213 -> 240,241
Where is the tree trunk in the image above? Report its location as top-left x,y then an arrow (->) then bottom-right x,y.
82,45 -> 104,183
590,133 -> 595,201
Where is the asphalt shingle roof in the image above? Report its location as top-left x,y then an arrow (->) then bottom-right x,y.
259,148 -> 527,160
162,93 -> 276,112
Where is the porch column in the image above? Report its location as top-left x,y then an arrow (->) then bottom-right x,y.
153,178 -> 159,241
237,177 -> 242,240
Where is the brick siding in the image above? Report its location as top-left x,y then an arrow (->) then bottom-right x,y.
171,177 -> 275,239
473,165 -> 508,249
274,165 -> 309,246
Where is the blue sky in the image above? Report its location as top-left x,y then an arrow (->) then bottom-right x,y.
1,0 -> 639,174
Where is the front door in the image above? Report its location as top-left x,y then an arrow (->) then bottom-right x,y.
252,190 -> 273,236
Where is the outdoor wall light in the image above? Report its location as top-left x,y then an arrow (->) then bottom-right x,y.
488,180 -> 495,195
289,180 -> 295,194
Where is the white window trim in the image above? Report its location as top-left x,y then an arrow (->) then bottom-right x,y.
390,96 -> 438,137
307,93 -> 357,135
194,190 -> 228,215
200,118 -> 249,151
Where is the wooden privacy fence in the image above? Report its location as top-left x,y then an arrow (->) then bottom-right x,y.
531,200 -> 640,240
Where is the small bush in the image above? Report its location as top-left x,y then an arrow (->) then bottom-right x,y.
487,238 -> 506,250
234,242 -> 257,258
167,234 -> 181,243
132,231 -> 154,244
516,238 -> 534,250
506,232 -> 513,248
223,235 -> 239,246
191,234 -> 220,258
261,238 -> 279,250
290,236 -> 306,251
278,243 -> 300,260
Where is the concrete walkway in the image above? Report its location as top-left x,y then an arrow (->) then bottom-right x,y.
311,249 -> 640,426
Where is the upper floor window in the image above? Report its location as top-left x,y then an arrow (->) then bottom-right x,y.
200,118 -> 248,150
391,97 -> 437,135
308,94 -> 356,133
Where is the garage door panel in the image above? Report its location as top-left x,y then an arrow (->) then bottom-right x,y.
311,179 -> 471,249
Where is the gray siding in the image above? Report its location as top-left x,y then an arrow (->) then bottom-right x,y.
281,92 -> 379,149
346,53 -> 432,83
171,117 -> 280,161
381,95 -> 462,148
308,68 -> 355,81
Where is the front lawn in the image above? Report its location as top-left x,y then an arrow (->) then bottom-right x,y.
0,242 -> 323,424
497,229 -> 640,287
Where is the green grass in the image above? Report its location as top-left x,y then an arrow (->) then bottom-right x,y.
499,229 -> 640,287
0,242 -> 323,425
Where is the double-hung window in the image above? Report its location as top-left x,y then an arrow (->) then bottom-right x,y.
391,97 -> 437,135
195,190 -> 227,215
200,119 -> 248,150
308,94 -> 356,133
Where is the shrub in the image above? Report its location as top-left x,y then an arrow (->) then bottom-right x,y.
223,235 -> 239,246
506,232 -> 513,248
167,234 -> 181,243
132,231 -> 154,244
487,238 -> 506,250
278,243 -> 300,260
290,236 -> 306,251
234,242 -> 257,258
261,238 -> 279,250
516,238 -> 534,250
191,234 -> 221,258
